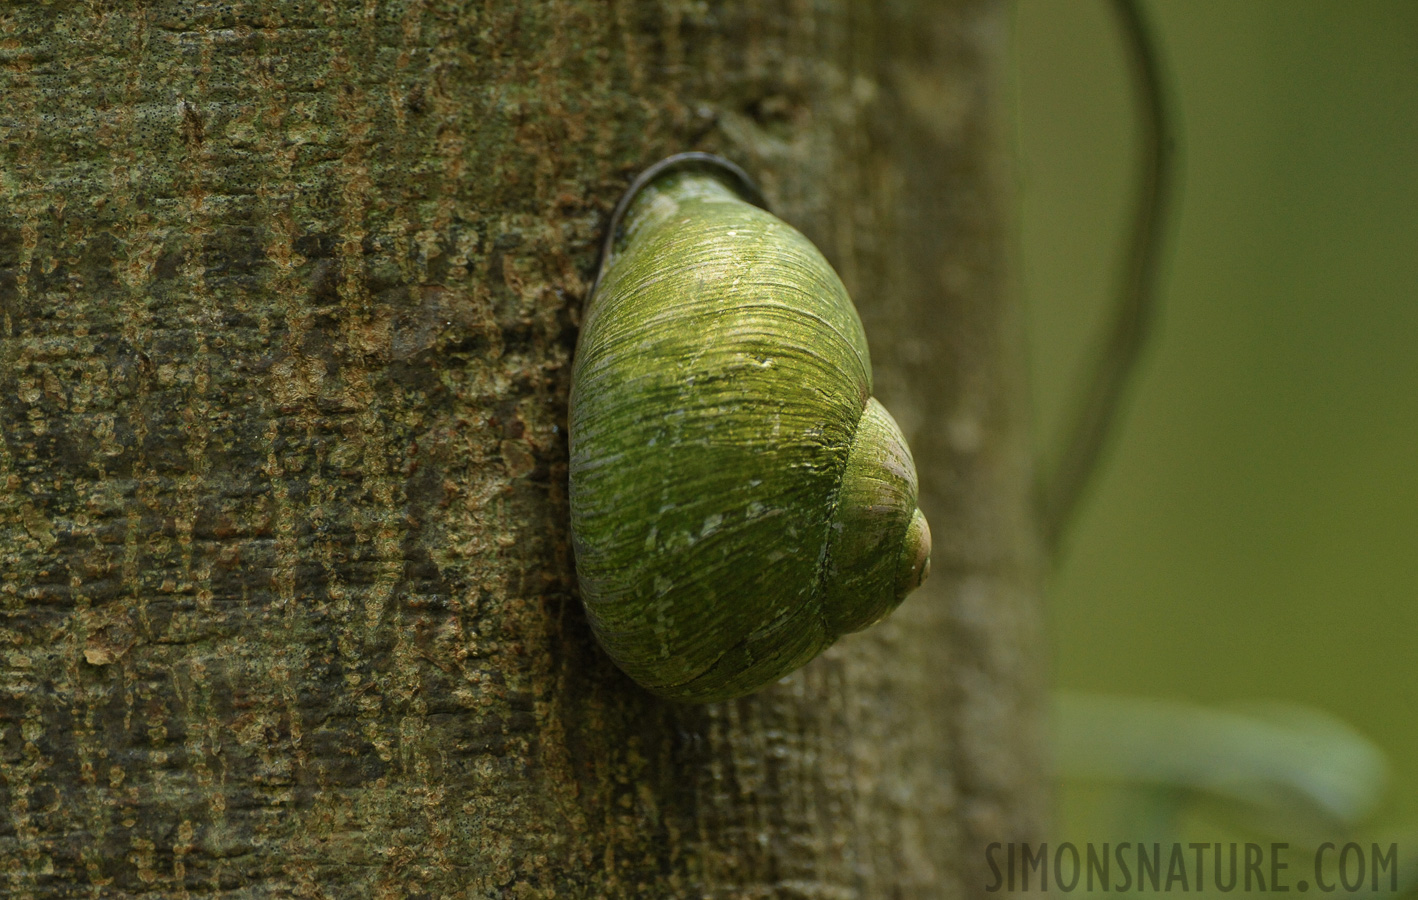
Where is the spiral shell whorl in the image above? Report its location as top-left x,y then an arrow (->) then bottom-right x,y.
819,398 -> 930,636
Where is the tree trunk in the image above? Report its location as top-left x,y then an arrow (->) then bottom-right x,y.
0,1 -> 1044,896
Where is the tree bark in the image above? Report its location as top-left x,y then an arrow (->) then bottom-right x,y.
0,1 -> 1044,896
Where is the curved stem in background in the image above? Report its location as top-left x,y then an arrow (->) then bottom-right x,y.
1037,0 -> 1180,554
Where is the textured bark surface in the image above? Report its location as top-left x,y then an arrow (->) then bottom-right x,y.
0,1 -> 1044,897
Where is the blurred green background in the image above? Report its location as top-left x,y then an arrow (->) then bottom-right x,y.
1013,0 -> 1418,840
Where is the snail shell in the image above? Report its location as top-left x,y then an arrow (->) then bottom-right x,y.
569,153 -> 931,703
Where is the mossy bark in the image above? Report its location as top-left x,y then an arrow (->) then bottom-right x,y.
0,1 -> 1044,896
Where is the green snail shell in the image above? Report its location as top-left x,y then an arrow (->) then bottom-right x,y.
569,153 -> 931,704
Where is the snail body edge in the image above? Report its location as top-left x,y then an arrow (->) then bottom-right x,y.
569,154 -> 931,704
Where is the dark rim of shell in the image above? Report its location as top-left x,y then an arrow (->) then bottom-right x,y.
589,152 -> 770,303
